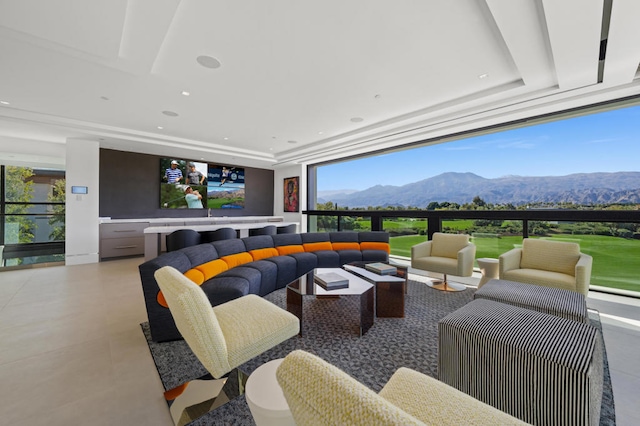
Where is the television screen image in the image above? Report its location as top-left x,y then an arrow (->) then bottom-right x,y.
160,158 -> 207,209
207,165 -> 245,209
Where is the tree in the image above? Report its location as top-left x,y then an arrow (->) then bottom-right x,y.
472,196 -> 486,207
48,179 -> 66,241
4,166 -> 35,244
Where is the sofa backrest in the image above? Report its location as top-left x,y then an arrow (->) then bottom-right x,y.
179,243 -> 219,267
431,233 -> 470,259
521,239 -> 580,276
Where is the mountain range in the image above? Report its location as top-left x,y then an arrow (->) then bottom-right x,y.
319,172 -> 640,208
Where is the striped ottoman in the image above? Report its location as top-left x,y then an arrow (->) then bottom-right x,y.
439,299 -> 603,426
474,279 -> 588,323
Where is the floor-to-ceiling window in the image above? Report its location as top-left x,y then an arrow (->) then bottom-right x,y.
0,165 -> 65,268
308,101 -> 640,295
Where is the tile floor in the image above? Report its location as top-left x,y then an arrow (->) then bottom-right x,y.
0,257 -> 638,425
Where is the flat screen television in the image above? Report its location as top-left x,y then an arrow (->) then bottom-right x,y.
160,158 -> 245,209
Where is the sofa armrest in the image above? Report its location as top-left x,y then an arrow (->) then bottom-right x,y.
277,350 -> 420,425
499,248 -> 522,278
380,367 -> 526,425
411,240 -> 432,259
574,253 -> 593,297
457,243 -> 477,277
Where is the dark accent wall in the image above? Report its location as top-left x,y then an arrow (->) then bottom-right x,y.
99,149 -> 274,219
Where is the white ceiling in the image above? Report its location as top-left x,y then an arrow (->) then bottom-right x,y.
1,0 -> 640,170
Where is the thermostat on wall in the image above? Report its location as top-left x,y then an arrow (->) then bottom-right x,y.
71,186 -> 88,194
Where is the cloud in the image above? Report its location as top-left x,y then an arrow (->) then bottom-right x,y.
496,140 -> 535,149
443,145 -> 478,151
585,138 -> 619,144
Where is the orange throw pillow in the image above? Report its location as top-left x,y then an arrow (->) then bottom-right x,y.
303,241 -> 333,252
360,242 -> 390,253
331,242 -> 360,251
277,245 -> 305,256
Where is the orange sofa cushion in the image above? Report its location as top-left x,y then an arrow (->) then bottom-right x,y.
331,242 -> 360,251
221,252 -> 254,269
277,245 -> 305,256
250,247 -> 279,261
195,259 -> 229,281
303,242 -> 333,252
184,268 -> 205,285
360,241 -> 390,253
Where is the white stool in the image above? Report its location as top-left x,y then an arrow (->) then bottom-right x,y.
476,258 -> 499,288
245,359 -> 295,426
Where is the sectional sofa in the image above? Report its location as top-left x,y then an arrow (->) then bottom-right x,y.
139,231 -> 390,342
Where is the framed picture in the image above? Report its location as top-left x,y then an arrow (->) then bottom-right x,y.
283,176 -> 299,212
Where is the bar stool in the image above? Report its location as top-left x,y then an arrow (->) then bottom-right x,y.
249,225 -> 277,236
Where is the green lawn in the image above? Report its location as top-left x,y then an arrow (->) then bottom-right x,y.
390,234 -> 640,292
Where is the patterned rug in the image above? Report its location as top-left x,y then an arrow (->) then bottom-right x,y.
142,279 -> 616,425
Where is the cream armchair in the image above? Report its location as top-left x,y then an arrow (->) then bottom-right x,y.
276,350 -> 526,426
411,232 -> 476,292
499,238 -> 592,297
154,266 -> 299,423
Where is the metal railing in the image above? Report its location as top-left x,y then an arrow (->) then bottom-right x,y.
304,208 -> 640,296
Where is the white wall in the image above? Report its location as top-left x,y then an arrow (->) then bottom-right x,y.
65,139 -> 99,265
273,164 -> 306,232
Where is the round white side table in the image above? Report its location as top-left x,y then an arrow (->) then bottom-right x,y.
245,358 -> 295,426
477,258 -> 499,288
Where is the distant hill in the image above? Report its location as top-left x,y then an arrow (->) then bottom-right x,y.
325,172 -> 640,207
317,189 -> 359,204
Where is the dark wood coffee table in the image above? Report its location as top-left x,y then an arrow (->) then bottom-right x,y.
343,262 -> 407,318
286,268 -> 374,336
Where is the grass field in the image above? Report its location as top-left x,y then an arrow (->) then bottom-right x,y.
390,233 -> 640,292
206,197 -> 244,209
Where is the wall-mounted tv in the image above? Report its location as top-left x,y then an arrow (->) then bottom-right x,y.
160,158 -> 245,209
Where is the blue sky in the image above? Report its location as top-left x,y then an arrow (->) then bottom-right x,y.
317,104 -> 640,191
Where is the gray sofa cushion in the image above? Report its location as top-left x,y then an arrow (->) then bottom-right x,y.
180,243 -> 218,267
330,231 -> 359,242
272,233 -> 303,246
217,266 -> 263,295
314,250 -> 341,268
244,260 -> 279,296
212,238 -> 247,257
242,235 -> 275,251
201,276 -> 250,306
337,250 -> 363,264
288,252 -> 318,276
301,232 -> 330,243
265,255 -> 298,289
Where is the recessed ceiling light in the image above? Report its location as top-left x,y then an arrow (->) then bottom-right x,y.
196,55 -> 222,69
162,110 -> 179,117
224,137 -> 229,140
181,91 -> 190,96
0,100 -> 10,105
350,117 -> 364,123
200,157 -> 204,160
157,126 -> 164,130
100,96 -> 109,101
318,131 -> 324,135
478,73 -> 489,79
287,140 -> 298,144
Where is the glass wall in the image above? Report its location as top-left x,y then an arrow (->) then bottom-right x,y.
1,165 -> 65,267
309,102 -> 640,295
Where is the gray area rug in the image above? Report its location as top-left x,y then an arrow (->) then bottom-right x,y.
141,279 -> 615,425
